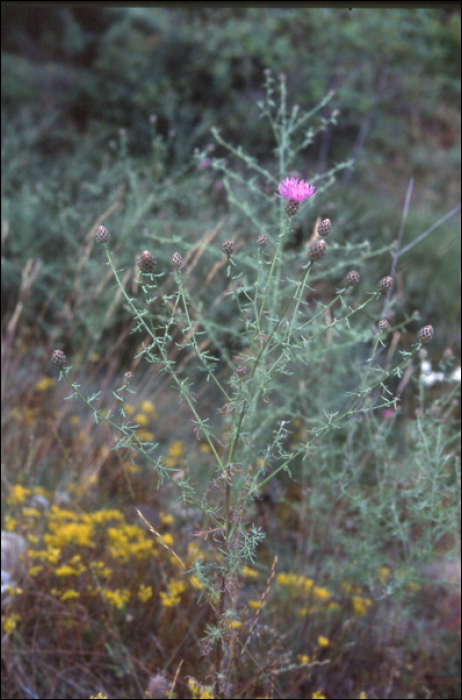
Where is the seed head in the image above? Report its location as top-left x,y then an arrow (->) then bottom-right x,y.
379,276 -> 393,293
418,325 -> 433,344
51,349 -> 67,368
257,234 -> 268,247
222,239 -> 235,256
137,251 -> 157,273
172,252 -> 183,268
124,371 -> 134,384
318,219 -> 332,238
345,270 -> 360,287
308,239 -> 326,262
96,225 -> 110,244
378,319 -> 389,331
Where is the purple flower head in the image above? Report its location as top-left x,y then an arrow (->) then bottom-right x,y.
275,177 -> 318,202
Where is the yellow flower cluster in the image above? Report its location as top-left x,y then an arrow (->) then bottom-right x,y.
159,578 -> 186,608
106,524 -> 155,562
242,565 -> 259,579
187,678 -> 214,699
138,584 -> 153,603
351,595 -> 373,617
165,440 -> 185,468
2,613 -> 21,634
100,587 -> 131,610
276,572 -> 331,603
34,376 -> 55,391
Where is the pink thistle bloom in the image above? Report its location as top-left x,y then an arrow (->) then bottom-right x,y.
275,177 -> 318,202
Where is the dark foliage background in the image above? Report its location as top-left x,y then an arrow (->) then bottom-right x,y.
2,8 -> 460,345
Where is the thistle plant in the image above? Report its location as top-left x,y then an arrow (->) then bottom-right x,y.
49,74 -> 459,698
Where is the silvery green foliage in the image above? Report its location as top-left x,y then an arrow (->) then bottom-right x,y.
57,78 -> 459,694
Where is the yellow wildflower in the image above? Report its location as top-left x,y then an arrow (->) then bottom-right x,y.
134,413 -> 149,426
137,429 -> 154,442
2,613 -> 21,634
188,678 -> 214,699
101,587 -> 130,609
8,484 -> 30,505
160,512 -> 174,525
159,578 -> 186,608
34,376 -> 55,391
351,596 -> 372,616
242,565 -> 259,579
317,635 -> 329,647
4,517 -> 18,531
138,584 -> 153,603
229,620 -> 242,629
141,400 -> 157,416
313,586 -> 330,601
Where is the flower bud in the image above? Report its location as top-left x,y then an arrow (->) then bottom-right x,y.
379,276 -> 393,293
51,350 -> 67,368
345,270 -> 360,287
96,226 -> 110,244
418,325 -> 433,344
318,219 -> 332,238
285,199 -> 299,217
222,239 -> 235,256
137,251 -> 157,273
172,252 -> 183,268
308,239 -> 326,262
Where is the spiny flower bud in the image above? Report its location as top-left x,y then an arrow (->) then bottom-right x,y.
235,364 -> 247,378
257,234 -> 268,247
318,219 -> 332,238
51,349 -> 67,368
285,199 -> 299,217
172,252 -> 183,268
124,371 -> 134,384
308,239 -> 326,262
379,276 -> 393,293
222,239 -> 235,256
96,225 -> 110,244
418,325 -> 433,344
345,270 -> 360,287
378,319 -> 389,331
137,251 -> 157,273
